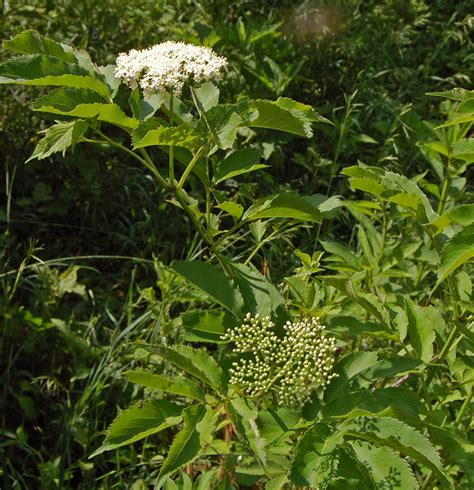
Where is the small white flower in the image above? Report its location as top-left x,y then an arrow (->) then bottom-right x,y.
114,41 -> 228,96
222,315 -> 338,407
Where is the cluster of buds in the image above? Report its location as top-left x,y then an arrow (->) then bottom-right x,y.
222,313 -> 338,407
115,41 -> 228,96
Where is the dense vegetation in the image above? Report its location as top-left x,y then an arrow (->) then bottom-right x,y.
1,1 -> 473,488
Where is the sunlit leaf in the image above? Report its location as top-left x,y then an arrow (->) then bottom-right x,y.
26,119 -> 88,162
89,400 -> 182,457
124,371 -> 206,401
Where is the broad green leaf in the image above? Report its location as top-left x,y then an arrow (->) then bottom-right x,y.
157,405 -> 206,485
132,123 -> 202,150
323,388 -> 421,419
381,172 -> 438,224
230,262 -> 288,321
350,442 -> 418,489
216,201 -> 244,220
427,88 -> 474,102
171,260 -> 244,316
0,54 -> 110,96
213,149 -> 267,184
35,98 -> 138,130
338,416 -> 453,489
26,120 -> 88,162
405,300 -> 437,362
192,82 -> 219,112
266,475 -> 289,490
129,89 -> 163,121
436,224 -> 474,288
229,398 -> 267,466
291,423 -> 342,488
321,241 -> 363,271
89,399 -> 182,457
124,371 -> 205,401
3,30 -> 97,74
324,352 -> 379,403
452,138 -> 474,163
244,192 -> 322,222
258,407 -> 301,444
429,425 -> 474,480
200,102 -> 251,150
4,30 -> 76,62
181,309 -> 237,343
304,194 -> 342,218
447,204 -> 474,226
342,165 -> 384,179
363,356 -> 422,381
347,177 -> 385,196
195,468 -> 220,490
326,316 -> 395,339
332,447 -> 376,488
153,344 -> 226,392
34,87 -> 106,110
249,99 -> 313,137
436,113 -> 474,128
274,97 -> 330,124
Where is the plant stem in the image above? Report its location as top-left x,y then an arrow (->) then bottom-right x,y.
169,91 -> 175,188
176,147 -> 205,190
92,130 -> 169,190
174,188 -> 213,246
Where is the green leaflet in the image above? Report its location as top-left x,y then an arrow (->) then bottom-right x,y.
257,408 -> 301,445
452,138 -> 474,163
151,344 -> 226,393
4,30 -> 76,63
322,387 -> 422,419
447,205 -> 474,226
0,54 -> 110,97
213,149 -> 267,184
216,201 -> 244,221
436,224 -> 474,288
429,425 -> 474,481
244,192 -> 323,222
26,120 -> 89,162
36,101 -> 139,130
157,405 -> 206,486
181,309 -> 237,343
342,165 -> 438,225
363,356 -> 423,381
350,442 -> 419,489
89,399 -> 183,457
192,82 -> 220,112
229,262 -> 289,321
34,87 -> 106,110
171,260 -> 244,316
338,415 -> 453,489
198,102 -> 250,150
124,371 -> 206,402
249,99 -> 314,137
229,398 -> 267,468
326,316 -> 396,340
291,423 -> 343,488
324,352 -> 379,403
405,300 -> 437,362
3,30 -> 97,74
132,124 -> 203,150
427,88 -> 474,102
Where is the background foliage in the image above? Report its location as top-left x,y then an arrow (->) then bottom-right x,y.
1,0 -> 472,488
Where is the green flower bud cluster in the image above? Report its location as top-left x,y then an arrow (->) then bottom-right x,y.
222,313 -> 338,407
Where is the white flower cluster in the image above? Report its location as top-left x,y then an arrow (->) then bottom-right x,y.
114,41 -> 228,96
222,313 -> 338,407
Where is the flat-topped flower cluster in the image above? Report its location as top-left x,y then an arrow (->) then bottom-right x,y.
114,41 -> 228,96
222,313 -> 338,407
